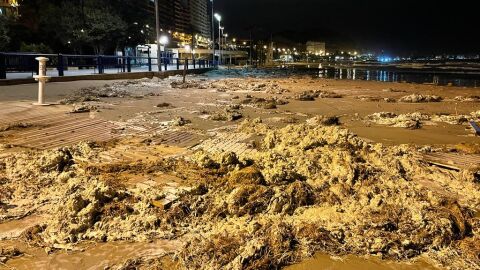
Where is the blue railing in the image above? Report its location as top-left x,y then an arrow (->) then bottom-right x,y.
0,52 -> 214,79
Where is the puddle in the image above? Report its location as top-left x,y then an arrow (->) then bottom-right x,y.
285,253 -> 438,270
3,240 -> 179,270
0,215 -> 44,240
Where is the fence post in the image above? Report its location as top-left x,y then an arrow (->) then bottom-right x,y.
148,57 -> 152,72
0,53 -> 6,79
97,55 -> 104,74
127,57 -> 131,72
57,54 -> 64,76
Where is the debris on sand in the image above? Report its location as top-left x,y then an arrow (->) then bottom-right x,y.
0,122 -> 34,132
2,123 -> 479,270
172,117 -> 191,127
60,85 -> 130,104
454,96 -> 480,102
384,97 -> 397,103
155,103 -> 172,108
366,112 -> 430,129
210,109 -> 243,122
354,96 -> 396,103
207,79 -> 287,94
0,246 -> 22,263
383,88 -> 407,93
471,110 -> 480,118
41,178 -> 169,245
455,143 -> 480,155
237,118 -> 271,135
240,96 -> 289,109
70,104 -> 98,114
399,94 -> 443,103
170,81 -> 203,89
295,90 -> 342,101
0,143 -> 96,221
306,115 -> 341,126
431,114 -> 470,125
354,95 -> 382,102
368,111 -> 479,128
176,124 -> 480,270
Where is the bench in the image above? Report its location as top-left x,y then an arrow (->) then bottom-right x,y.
470,121 -> 480,136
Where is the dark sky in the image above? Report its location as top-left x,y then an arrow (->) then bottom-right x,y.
215,0 -> 479,55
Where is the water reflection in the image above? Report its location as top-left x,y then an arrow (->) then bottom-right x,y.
317,68 -> 479,87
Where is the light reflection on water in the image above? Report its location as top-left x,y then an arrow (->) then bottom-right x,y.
316,68 -> 480,87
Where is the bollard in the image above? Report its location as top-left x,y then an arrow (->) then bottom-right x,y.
176,58 -> 180,70
183,59 -> 187,83
57,54 -> 64,76
0,53 -> 6,79
127,57 -> 131,72
98,56 -> 104,74
148,57 -> 152,72
33,57 -> 51,106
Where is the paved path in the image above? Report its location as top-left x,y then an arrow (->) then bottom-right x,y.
4,64 -> 204,79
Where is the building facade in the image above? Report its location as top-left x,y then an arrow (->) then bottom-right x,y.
146,0 -> 211,48
306,41 -> 326,56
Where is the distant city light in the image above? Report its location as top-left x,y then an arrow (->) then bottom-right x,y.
378,56 -> 392,62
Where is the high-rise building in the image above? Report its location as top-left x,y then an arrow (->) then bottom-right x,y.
147,0 -> 211,48
189,0 -> 210,39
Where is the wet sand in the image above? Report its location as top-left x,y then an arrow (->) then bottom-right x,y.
1,72 -> 479,269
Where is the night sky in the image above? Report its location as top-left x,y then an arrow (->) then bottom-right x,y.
215,0 -> 479,55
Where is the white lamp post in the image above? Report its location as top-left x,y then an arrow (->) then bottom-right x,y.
155,0 -> 161,71
159,35 -> 169,70
210,0 -> 215,65
214,13 -> 222,65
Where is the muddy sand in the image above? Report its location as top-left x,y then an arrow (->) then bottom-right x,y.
0,71 -> 479,269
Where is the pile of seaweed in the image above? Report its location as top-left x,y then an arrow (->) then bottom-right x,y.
2,123 -> 479,270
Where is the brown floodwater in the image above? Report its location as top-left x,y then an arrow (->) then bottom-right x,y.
285,253 -> 438,270
3,240 -> 179,270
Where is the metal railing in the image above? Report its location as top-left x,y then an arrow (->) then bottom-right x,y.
0,52 -> 214,79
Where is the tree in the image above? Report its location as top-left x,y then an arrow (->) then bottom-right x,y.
61,0 -> 127,54
7,0 -> 156,54
0,16 -> 11,51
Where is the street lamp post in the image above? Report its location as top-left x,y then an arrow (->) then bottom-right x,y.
155,0 -> 161,71
214,13 -> 222,65
159,35 -> 169,71
219,26 -> 224,64
210,0 -> 215,66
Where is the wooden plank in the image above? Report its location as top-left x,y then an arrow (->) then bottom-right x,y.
423,152 -> 480,171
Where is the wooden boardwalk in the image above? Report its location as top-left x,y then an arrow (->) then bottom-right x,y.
0,103 -> 117,150
423,152 -> 480,170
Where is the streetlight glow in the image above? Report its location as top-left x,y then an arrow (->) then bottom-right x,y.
214,13 -> 222,22
159,35 -> 169,45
